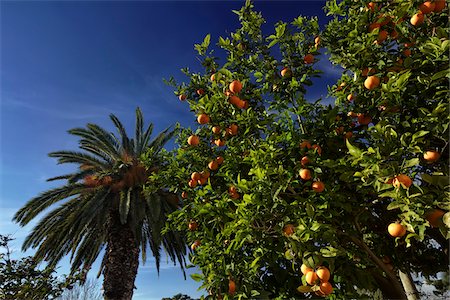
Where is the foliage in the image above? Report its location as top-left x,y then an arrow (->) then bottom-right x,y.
158,0 -> 449,299
0,234 -> 80,300
13,108 -> 186,298
162,293 -> 198,300
57,278 -> 102,300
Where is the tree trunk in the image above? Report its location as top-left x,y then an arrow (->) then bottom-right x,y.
399,269 -> 419,300
102,210 -> 140,300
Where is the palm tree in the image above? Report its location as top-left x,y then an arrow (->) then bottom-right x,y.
13,108 -> 186,300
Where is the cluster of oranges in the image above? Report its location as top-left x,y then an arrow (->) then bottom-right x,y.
411,0 -> 446,26
299,140 -> 325,193
301,264 -> 333,297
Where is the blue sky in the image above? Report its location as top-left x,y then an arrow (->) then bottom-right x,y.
0,1 -> 341,299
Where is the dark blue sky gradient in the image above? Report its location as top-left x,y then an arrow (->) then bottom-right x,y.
1,1 -> 340,299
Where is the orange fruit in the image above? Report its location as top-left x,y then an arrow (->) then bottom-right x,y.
419,1 -> 435,14
367,2 -> 377,12
300,169 -> 312,180
410,13 -> 424,26
226,124 -> 238,136
197,177 -> 208,185
229,186 -> 238,194
181,191 -> 188,199
225,89 -> 233,97
191,172 -> 201,181
434,0 -> 446,12
196,88 -> 205,96
376,30 -> 389,44
390,30 -> 399,39
228,279 -> 236,295
304,54 -> 314,64
212,126 -> 221,134
229,95 -> 241,106
214,139 -> 225,147
229,80 -> 243,94
364,76 -> 380,90
423,150 -> 440,162
347,93 -> 355,101
191,240 -> 201,251
425,209 -> 445,227
347,111 -> 357,118
197,113 -> 210,125
301,156 -> 310,166
201,170 -> 210,179
312,144 -> 322,155
305,270 -> 319,285
393,174 -> 413,188
301,264 -> 313,275
388,223 -> 407,237
235,99 -> 248,109
345,131 -> 353,139
319,282 -> 333,295
281,67 -> 292,77
368,22 -> 381,32
188,221 -> 198,231
312,181 -> 325,193
179,94 -> 187,101
403,49 -> 412,57
208,160 -> 219,171
230,192 -> 240,199
316,267 -> 330,282
188,135 -> 200,146
188,179 -> 197,188
299,140 -> 312,150
357,113 -> 372,125
216,156 -> 224,164
283,224 -> 295,236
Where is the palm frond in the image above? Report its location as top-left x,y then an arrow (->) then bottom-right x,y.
48,151 -> 107,168
109,113 -> 131,155
148,126 -> 176,154
135,108 -> 144,153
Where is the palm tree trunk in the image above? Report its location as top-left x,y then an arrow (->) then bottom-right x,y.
103,210 -> 140,300
398,269 -> 419,300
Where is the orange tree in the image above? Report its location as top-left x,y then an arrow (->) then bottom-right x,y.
148,0 -> 449,298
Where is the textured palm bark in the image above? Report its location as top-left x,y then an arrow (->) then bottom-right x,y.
103,211 -> 139,300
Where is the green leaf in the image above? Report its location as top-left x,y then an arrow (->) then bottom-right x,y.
403,158 -> 419,168
190,273 -> 204,282
297,285 -> 312,293
346,139 -> 363,158
387,201 -> 404,210
411,130 -> 429,141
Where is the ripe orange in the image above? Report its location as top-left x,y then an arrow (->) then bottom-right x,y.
197,113 -> 210,125
214,139 -> 225,147
345,131 -> 353,139
316,267 -> 330,282
191,172 -> 201,181
283,224 -> 295,236
304,54 -> 314,64
300,169 -> 312,180
393,174 -> 413,188
229,95 -> 241,106
434,0 -> 446,12
367,2 -> 377,12
347,111 -> 357,118
188,221 -> 198,231
225,89 -> 233,97
197,177 -> 208,185
228,279 -> 236,295
301,264 -> 313,275
319,282 -> 333,295
347,93 -> 355,101
191,240 -> 201,251
388,223 -> 406,237
357,113 -> 372,125
181,191 -> 188,199
235,99 -> 248,109
312,181 -> 325,193
188,135 -> 200,146
376,30 -> 389,44
196,88 -> 205,96
390,30 -> 399,39
402,49 -> 412,57
188,179 -> 197,188
425,209 -> 445,227
423,150 -> 440,162
216,156 -> 224,165
208,160 -> 219,171
305,270 -> 319,285
364,76 -> 380,90
299,140 -> 312,150
229,186 -> 238,194
312,144 -> 322,155
419,1 -> 435,14
314,36 -> 321,45
226,124 -> 238,136
229,80 -> 243,94
201,170 -> 210,179
410,13 -> 424,26
281,67 -> 292,77
212,126 -> 221,134
179,94 -> 187,101
368,22 -> 381,32
301,156 -> 310,166
230,192 -> 240,199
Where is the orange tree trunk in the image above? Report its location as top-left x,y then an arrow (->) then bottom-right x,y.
102,210 -> 140,300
